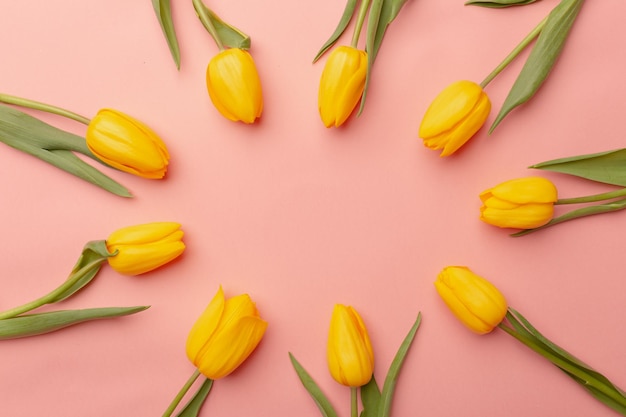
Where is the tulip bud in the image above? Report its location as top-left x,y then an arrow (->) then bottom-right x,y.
435,266 -> 507,334
206,48 -> 264,124
106,222 -> 185,276
318,46 -> 367,128
86,109 -> 170,179
327,304 -> 374,387
480,176 -> 558,229
419,80 -> 491,156
186,286 -> 267,380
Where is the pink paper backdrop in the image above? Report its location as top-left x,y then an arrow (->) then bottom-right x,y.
1,1 -> 625,416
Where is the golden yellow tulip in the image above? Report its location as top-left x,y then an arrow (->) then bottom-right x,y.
206,48 -> 263,123
186,286 -> 267,380
419,80 -> 491,156
435,266 -> 507,334
318,46 -> 367,128
86,109 -> 170,179
106,222 -> 185,276
480,176 -> 558,229
327,304 -> 374,387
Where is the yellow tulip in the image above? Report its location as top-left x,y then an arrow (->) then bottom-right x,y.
106,222 -> 185,276
419,80 -> 491,157
327,304 -> 374,387
318,46 -> 367,128
186,286 -> 267,380
480,176 -> 558,229
435,266 -> 507,334
86,109 -> 170,179
206,48 -> 263,124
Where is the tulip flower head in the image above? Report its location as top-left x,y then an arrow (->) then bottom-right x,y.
206,48 -> 263,124
419,80 -> 491,157
435,266 -> 507,334
106,222 -> 185,276
480,176 -> 558,229
86,109 -> 170,179
186,286 -> 267,380
327,304 -> 374,387
318,46 -> 367,128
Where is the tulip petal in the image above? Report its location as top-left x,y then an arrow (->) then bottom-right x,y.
106,240 -> 185,276
107,222 -> 182,246
186,287 -> 225,364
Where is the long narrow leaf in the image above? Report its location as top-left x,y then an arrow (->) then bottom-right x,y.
466,0 -> 539,7
152,0 -> 181,69
192,2 -> 251,50
174,378 -> 214,417
313,0 -> 358,62
489,0 -> 584,132
360,375 -> 381,417
289,353 -> 339,417
531,148 -> 626,187
378,313 -> 421,417
0,306 -> 149,340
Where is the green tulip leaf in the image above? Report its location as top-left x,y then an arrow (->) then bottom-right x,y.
289,353 -> 339,417
313,0 -> 358,63
378,312 -> 421,417
0,306 -> 149,340
152,0 -> 181,69
466,0 -> 539,7
192,0 -> 251,50
360,375 -> 381,417
512,198 -> 626,236
174,378 -> 214,417
531,148 -> 626,187
0,105 -> 132,197
358,0 -> 410,116
502,309 -> 626,414
489,0 -> 584,133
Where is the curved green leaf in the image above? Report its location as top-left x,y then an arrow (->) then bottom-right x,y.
192,1 -> 251,50
152,0 -> 181,69
289,353 -> 339,417
0,306 -> 149,340
489,0 -> 584,132
531,148 -> 626,187
313,0 -> 358,63
466,0 -> 539,7
360,375 -> 381,417
174,378 -> 214,417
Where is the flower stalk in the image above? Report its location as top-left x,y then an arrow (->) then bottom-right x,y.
350,0 -> 371,48
161,369 -> 203,417
0,93 -> 91,125
192,0 -> 224,50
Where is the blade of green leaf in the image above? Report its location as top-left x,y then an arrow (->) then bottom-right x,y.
174,378 -> 214,417
489,0 -> 584,132
0,105 -> 132,197
152,0 -> 181,69
466,0 -> 539,7
378,313 -> 421,417
192,1 -> 251,50
0,306 -> 149,340
531,148 -> 626,187
289,353 -> 339,417
360,375 -> 381,417
313,0 -> 358,62
358,0 -> 410,116
512,197 -> 626,236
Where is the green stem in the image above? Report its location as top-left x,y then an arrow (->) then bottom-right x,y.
556,187 -> 626,205
351,386 -> 358,417
480,15 -> 549,88
498,322 -> 626,411
351,0 -> 371,48
162,368 -> 202,417
0,93 -> 91,125
0,257 -> 106,320
192,0 -> 225,51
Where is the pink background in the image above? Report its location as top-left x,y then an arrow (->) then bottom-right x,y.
1,1 -> 625,416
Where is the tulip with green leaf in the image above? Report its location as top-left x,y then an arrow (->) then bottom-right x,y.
419,0 -> 584,155
0,222 -> 184,339
315,0 -> 410,127
290,304 -> 421,417
0,93 -> 171,196
435,266 -> 626,415
162,286 -> 267,417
